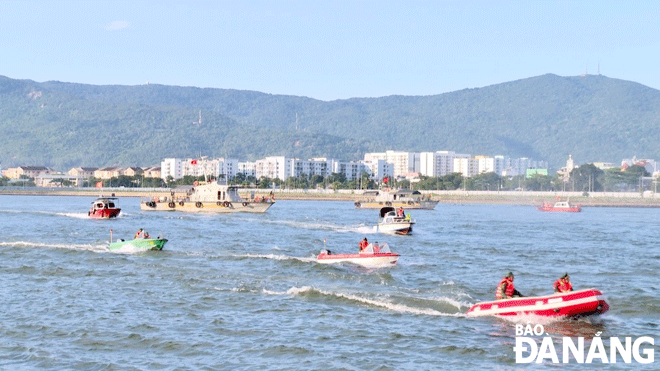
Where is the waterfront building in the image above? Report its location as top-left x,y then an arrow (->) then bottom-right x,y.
454,157 -> 479,178
476,155 -> 506,175
2,166 -> 54,180
256,156 -> 291,180
332,160 -> 370,181
67,167 -> 97,186
123,167 -> 143,177
420,151 -> 462,177
142,166 -> 161,179
34,173 -> 81,187
362,158 -> 393,182
621,157 -> 657,175
161,158 -> 184,180
94,167 -> 124,179
238,161 -> 257,178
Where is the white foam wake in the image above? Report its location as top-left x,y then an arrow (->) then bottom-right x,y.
265,286 -> 465,317
237,253 -> 317,263
0,240 -> 108,253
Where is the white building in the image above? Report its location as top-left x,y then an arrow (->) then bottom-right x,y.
332,161 -> 370,181
290,157 -> 336,178
161,158 -> 184,180
238,161 -> 257,178
420,151 -> 469,177
364,151 -> 420,178
215,158 -> 239,180
476,155 -> 506,175
362,158 -> 393,181
256,156 -> 291,180
454,157 -> 479,178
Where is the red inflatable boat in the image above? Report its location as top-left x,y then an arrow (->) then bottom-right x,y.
466,288 -> 609,318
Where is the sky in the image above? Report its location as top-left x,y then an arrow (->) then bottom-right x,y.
1,0 -> 659,101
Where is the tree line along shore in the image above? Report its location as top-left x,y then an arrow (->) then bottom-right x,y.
2,188 -> 660,207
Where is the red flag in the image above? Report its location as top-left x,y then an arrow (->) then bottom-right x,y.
96,181 -> 103,188
383,177 -> 389,184
191,160 -> 198,165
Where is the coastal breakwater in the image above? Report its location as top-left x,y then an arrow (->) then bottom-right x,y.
2,187 -> 660,207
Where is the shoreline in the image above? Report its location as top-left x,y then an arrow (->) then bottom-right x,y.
2,188 -> 660,207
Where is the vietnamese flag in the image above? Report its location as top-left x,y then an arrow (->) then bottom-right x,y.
96,181 -> 103,188
383,177 -> 389,184
191,159 -> 198,165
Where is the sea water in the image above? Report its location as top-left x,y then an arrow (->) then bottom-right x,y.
0,195 -> 658,369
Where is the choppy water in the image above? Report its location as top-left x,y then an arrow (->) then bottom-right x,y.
1,195 -> 658,370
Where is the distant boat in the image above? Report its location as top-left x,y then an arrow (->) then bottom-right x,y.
377,207 -> 414,235
537,199 -> 581,212
108,229 -> 167,251
108,238 -> 168,252
140,181 -> 274,213
316,242 -> 399,268
355,189 -> 437,210
88,197 -> 121,219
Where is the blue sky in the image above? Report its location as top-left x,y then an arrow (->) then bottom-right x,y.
1,1 -> 659,101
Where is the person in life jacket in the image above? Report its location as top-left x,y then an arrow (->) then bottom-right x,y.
396,207 -> 405,218
496,272 -> 523,299
553,273 -> 573,293
358,237 -> 369,252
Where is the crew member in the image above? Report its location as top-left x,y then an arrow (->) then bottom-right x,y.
496,272 -> 523,299
358,237 -> 369,252
134,228 -> 144,239
397,207 -> 405,218
553,273 -> 573,293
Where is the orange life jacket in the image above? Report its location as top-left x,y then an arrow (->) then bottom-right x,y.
496,277 -> 515,299
554,279 -> 572,293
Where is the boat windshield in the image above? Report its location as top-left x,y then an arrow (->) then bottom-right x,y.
360,242 -> 391,254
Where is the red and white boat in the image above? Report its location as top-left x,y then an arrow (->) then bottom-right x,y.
88,197 -> 121,219
466,288 -> 609,318
537,199 -> 581,212
316,243 -> 399,268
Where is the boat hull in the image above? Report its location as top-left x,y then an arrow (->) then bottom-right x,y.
537,206 -> 581,212
355,200 -> 437,210
109,238 -> 168,251
316,252 -> 399,268
89,208 -> 121,218
377,222 -> 414,235
140,200 -> 274,213
466,288 -> 609,318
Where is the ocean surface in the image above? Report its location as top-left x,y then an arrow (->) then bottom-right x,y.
1,195 -> 658,370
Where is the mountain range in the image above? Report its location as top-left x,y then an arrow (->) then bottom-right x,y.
1,73 -> 659,171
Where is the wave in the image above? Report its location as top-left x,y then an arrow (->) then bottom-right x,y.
236,253 -> 317,263
0,240 -> 108,253
0,208 -> 127,220
264,286 -> 466,317
242,216 -> 378,234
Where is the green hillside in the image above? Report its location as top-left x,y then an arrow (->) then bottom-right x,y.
1,73 -> 659,170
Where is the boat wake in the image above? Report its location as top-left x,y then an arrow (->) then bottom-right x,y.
54,212 -> 92,219
244,217 -> 378,234
0,240 -> 108,253
263,286 -> 466,317
236,253 -> 317,263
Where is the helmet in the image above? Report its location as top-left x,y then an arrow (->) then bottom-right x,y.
561,272 -> 569,279
505,271 -> 514,278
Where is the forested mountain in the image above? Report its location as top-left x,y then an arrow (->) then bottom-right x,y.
1,73 -> 659,170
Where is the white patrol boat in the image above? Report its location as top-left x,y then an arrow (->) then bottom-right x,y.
355,189 -> 437,210
140,181 -> 274,213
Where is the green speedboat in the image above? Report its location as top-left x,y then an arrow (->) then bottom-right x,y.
108,238 -> 168,252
